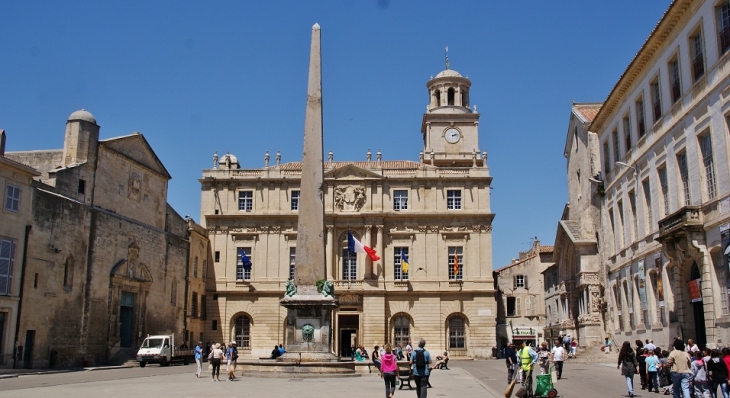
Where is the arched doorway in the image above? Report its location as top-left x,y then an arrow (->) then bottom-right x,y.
690,263 -> 706,348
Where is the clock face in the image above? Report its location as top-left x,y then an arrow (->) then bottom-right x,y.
444,128 -> 461,144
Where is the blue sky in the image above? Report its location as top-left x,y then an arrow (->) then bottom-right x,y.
1,0 -> 670,269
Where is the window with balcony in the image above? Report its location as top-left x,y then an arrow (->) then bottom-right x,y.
393,190 -> 408,211
394,247 -> 409,280
446,190 -> 461,210
677,152 -> 690,206
636,98 -> 646,138
342,249 -> 357,280
699,133 -> 717,200
238,191 -> 253,212
669,56 -> 682,104
690,29 -> 705,81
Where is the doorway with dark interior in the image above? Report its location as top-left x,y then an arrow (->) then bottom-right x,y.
690,263 -> 706,348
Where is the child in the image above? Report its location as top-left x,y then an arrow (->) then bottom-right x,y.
644,348 -> 660,393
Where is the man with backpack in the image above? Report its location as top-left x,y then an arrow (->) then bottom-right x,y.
410,338 -> 432,398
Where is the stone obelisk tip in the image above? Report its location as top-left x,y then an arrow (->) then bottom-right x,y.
312,23 -> 320,30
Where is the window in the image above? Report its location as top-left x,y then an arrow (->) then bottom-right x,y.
658,166 -> 669,216
612,130 -> 620,163
514,275 -> 527,289
202,260 -> 207,281
78,179 -> 86,195
63,255 -> 74,291
507,297 -> 521,317
342,249 -> 357,280
608,209 -> 616,250
393,316 -> 410,347
699,134 -> 717,200
448,247 -> 463,280
214,251 -> 220,263
642,179 -> 653,232
623,115 -> 632,151
193,256 -> 198,278
629,191 -> 638,241
617,200 -> 625,248
201,295 -> 207,320
191,292 -> 198,318
446,190 -> 461,210
669,56 -> 681,103
636,98 -> 646,138
603,141 -> 611,173
5,184 -> 20,212
651,78 -> 662,123
718,0 -> 730,54
238,191 -> 253,212
394,247 -> 409,280
289,248 -> 296,280
678,152 -> 690,206
393,190 -> 408,211
691,30 -> 705,81
236,247 -> 252,281
0,239 -> 15,295
448,317 -> 466,349
212,320 -> 218,330
234,315 -> 251,349
290,190 -> 300,211
649,271 -> 665,325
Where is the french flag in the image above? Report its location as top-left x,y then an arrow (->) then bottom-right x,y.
347,231 -> 380,261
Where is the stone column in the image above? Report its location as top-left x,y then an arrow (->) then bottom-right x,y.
326,226 -> 333,280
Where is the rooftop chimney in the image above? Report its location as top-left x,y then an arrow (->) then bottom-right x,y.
0,130 -> 5,156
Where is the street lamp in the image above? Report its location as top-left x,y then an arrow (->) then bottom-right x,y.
615,161 -> 637,174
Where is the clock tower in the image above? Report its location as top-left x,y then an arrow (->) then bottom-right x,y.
420,67 -> 482,167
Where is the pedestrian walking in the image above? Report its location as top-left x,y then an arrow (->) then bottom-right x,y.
409,338 -> 432,398
707,349 -> 728,398
691,349 -> 710,398
194,341 -> 203,378
516,340 -> 538,386
505,342 -> 517,383
668,339 -> 692,398
645,348 -> 660,393
618,341 -> 638,397
538,341 -> 550,375
380,343 -> 398,398
227,341 -> 238,381
210,343 -> 224,381
637,348 -> 647,390
550,339 -> 565,380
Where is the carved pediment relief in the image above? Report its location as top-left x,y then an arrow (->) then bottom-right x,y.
111,260 -> 153,283
325,164 -> 382,180
334,184 -> 367,212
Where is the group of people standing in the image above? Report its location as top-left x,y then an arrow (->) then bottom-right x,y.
377,338 -> 434,398
193,341 -> 239,381
504,338 -> 568,387
617,337 -> 730,398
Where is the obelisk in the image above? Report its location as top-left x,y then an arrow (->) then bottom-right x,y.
295,22 -> 325,286
279,23 -> 338,362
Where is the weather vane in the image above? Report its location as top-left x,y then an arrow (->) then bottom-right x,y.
445,46 -> 450,70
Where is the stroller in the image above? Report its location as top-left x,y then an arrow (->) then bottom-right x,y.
514,367 -> 559,398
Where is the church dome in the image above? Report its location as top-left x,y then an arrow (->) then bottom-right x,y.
68,109 -> 97,124
435,69 -> 463,78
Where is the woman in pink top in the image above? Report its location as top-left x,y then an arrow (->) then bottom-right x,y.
380,343 -> 398,398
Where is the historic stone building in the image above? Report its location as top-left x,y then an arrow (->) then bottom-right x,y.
548,102 -> 605,348
200,67 -> 497,359
593,0 -> 730,349
5,110 -> 201,367
494,240 -> 553,348
0,131 -> 40,367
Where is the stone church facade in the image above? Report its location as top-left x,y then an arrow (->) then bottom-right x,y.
5,110 -> 204,368
200,68 -> 497,359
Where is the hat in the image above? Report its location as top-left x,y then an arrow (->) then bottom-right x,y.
215,343 -> 221,349
231,341 -> 237,345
